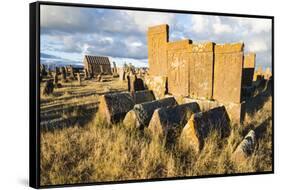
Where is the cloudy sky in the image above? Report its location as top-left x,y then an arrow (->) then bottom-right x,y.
40,5 -> 272,70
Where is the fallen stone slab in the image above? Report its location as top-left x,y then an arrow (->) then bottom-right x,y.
148,102 -> 200,143
98,92 -> 135,124
123,97 -> 177,129
131,90 -> 155,104
180,106 -> 230,153
232,130 -> 256,163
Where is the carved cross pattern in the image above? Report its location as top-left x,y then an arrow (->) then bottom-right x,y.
171,53 -> 184,86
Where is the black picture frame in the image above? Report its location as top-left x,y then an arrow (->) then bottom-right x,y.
29,1 -> 274,188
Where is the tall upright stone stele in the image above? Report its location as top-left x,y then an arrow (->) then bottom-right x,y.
213,43 -> 244,103
147,24 -> 169,76
242,53 -> 256,87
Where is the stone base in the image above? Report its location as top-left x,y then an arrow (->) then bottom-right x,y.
184,97 -> 245,123
223,102 -> 245,124
183,97 -> 220,112
144,76 -> 167,99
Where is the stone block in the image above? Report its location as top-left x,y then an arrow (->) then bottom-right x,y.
147,24 -> 169,76
224,101 -> 246,123
131,90 -> 155,104
144,75 -> 167,99
242,53 -> 256,87
148,102 -> 200,143
180,106 -> 230,152
98,92 -> 135,124
213,43 -> 244,104
184,98 -> 221,111
232,130 -> 256,163
123,97 -> 177,129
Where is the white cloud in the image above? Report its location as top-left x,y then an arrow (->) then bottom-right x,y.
191,15 -> 208,33
248,38 -> 268,52
126,11 -> 175,32
212,17 -> 232,34
235,17 -> 271,33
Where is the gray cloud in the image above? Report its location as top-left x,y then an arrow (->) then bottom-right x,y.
40,5 -> 272,69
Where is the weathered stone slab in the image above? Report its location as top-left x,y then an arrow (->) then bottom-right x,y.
147,24 -> 169,76
98,92 -> 135,124
128,75 -> 145,93
242,53 -> 256,87
119,68 -> 126,81
232,130 -> 256,163
189,43 -> 214,99
42,80 -> 54,96
214,43 -> 244,103
167,40 -> 190,96
224,101 -> 245,123
123,97 -> 177,129
184,98 -> 221,112
148,102 -> 200,142
180,106 -> 230,152
144,76 -> 167,99
131,90 -> 155,104
166,41 -> 214,99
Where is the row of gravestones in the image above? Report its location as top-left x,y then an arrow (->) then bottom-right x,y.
146,24 -> 273,123
97,90 -> 256,162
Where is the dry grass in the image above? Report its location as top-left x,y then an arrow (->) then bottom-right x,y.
40,84 -> 272,187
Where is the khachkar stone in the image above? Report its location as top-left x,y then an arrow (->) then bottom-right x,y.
40,64 -> 47,77
69,65 -> 76,79
167,40 -> 214,99
53,73 -> 58,85
213,43 -> 244,104
148,102 -> 200,143
128,75 -> 145,93
42,79 -> 54,96
47,68 -> 52,77
119,68 -> 125,81
84,69 -> 89,80
144,75 -> 167,99
55,67 -> 59,75
242,53 -> 256,87
167,40 -> 190,96
60,67 -> 67,82
189,42 -> 214,99
112,62 -> 119,77
147,24 -> 169,76
180,106 -> 230,153
77,72 -> 81,85
123,97 -> 177,129
232,130 -> 256,163
98,92 -> 135,124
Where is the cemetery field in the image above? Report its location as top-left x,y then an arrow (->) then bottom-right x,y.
40,76 -> 127,129
40,77 -> 272,186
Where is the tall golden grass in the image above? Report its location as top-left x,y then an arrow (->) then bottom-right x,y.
40,97 -> 272,186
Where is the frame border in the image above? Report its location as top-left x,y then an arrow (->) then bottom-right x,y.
29,1 -> 274,189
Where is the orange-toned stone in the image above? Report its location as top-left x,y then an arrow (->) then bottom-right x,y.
242,53 -> 256,87
144,75 -> 167,99
180,106 -> 230,152
213,43 -> 244,104
167,41 -> 190,96
189,42 -> 214,99
147,24 -> 169,76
